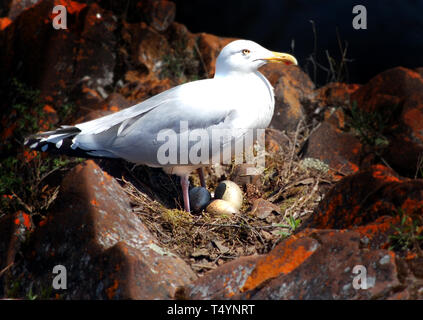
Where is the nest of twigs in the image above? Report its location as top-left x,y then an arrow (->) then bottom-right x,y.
118,122 -> 336,276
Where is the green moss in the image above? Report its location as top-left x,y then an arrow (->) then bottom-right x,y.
162,208 -> 193,228
300,158 -> 329,174
389,208 -> 423,253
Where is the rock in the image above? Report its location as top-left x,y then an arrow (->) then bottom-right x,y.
352,216 -> 398,250
265,128 -> 290,154
196,33 -> 237,77
313,82 -> 361,120
0,0 -> 117,110
7,160 -> 196,299
7,0 -> 39,20
214,180 -> 243,210
183,233 -> 318,299
0,210 -> 34,296
266,65 -> 315,131
250,198 -> 281,219
300,110 -> 363,176
182,256 -> 261,299
183,228 -> 405,300
385,91 -> 423,175
237,229 -> 402,300
348,67 -> 423,175
300,67 -> 423,178
0,210 -> 33,268
317,82 -> 361,106
351,67 -> 423,113
143,0 -> 176,32
124,21 -> 170,74
408,256 -> 423,278
183,225 -> 418,300
300,164 -> 423,230
74,93 -> 131,123
259,64 -> 285,87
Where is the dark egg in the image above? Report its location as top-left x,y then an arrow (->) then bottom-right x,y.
189,187 -> 212,213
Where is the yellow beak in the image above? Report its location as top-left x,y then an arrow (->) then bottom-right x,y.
264,52 -> 298,66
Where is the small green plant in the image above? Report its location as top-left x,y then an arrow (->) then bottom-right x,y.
345,101 -> 389,147
27,285 -> 38,300
5,280 -> 21,298
276,215 -> 302,239
389,208 -> 423,254
57,102 -> 76,124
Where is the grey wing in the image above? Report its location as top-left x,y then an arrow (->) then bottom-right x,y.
74,80 -> 246,166
75,85 -> 182,135
80,101 -> 243,166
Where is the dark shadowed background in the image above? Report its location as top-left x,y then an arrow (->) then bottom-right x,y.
174,0 -> 423,85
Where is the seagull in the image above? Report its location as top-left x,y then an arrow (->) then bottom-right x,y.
25,40 -> 298,212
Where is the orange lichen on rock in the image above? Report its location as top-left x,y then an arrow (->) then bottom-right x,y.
405,69 -> 423,80
0,17 -> 12,30
371,164 -> 401,183
353,216 -> 397,240
53,0 -> 87,15
1,123 -> 17,140
241,236 -> 317,292
349,162 -> 360,173
403,107 -> 423,142
23,150 -> 38,163
43,104 -> 56,114
105,279 -> 119,299
109,105 -> 119,112
401,198 -> 423,214
405,251 -> 417,260
14,211 -> 32,230
319,192 -> 344,226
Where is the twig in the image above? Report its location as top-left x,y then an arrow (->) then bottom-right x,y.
193,41 -> 208,77
284,177 -> 320,219
286,119 -> 303,177
415,153 -> 423,179
11,192 -> 33,213
0,262 -> 14,278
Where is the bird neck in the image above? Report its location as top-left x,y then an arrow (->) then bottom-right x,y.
213,69 -> 261,81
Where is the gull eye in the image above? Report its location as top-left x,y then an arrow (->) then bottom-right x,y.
242,49 -> 251,56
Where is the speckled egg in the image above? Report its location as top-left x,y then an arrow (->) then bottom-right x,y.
214,180 -> 243,210
206,199 -> 239,216
189,187 -> 211,212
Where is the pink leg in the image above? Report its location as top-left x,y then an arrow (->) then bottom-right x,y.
197,168 -> 206,188
180,175 -> 190,212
